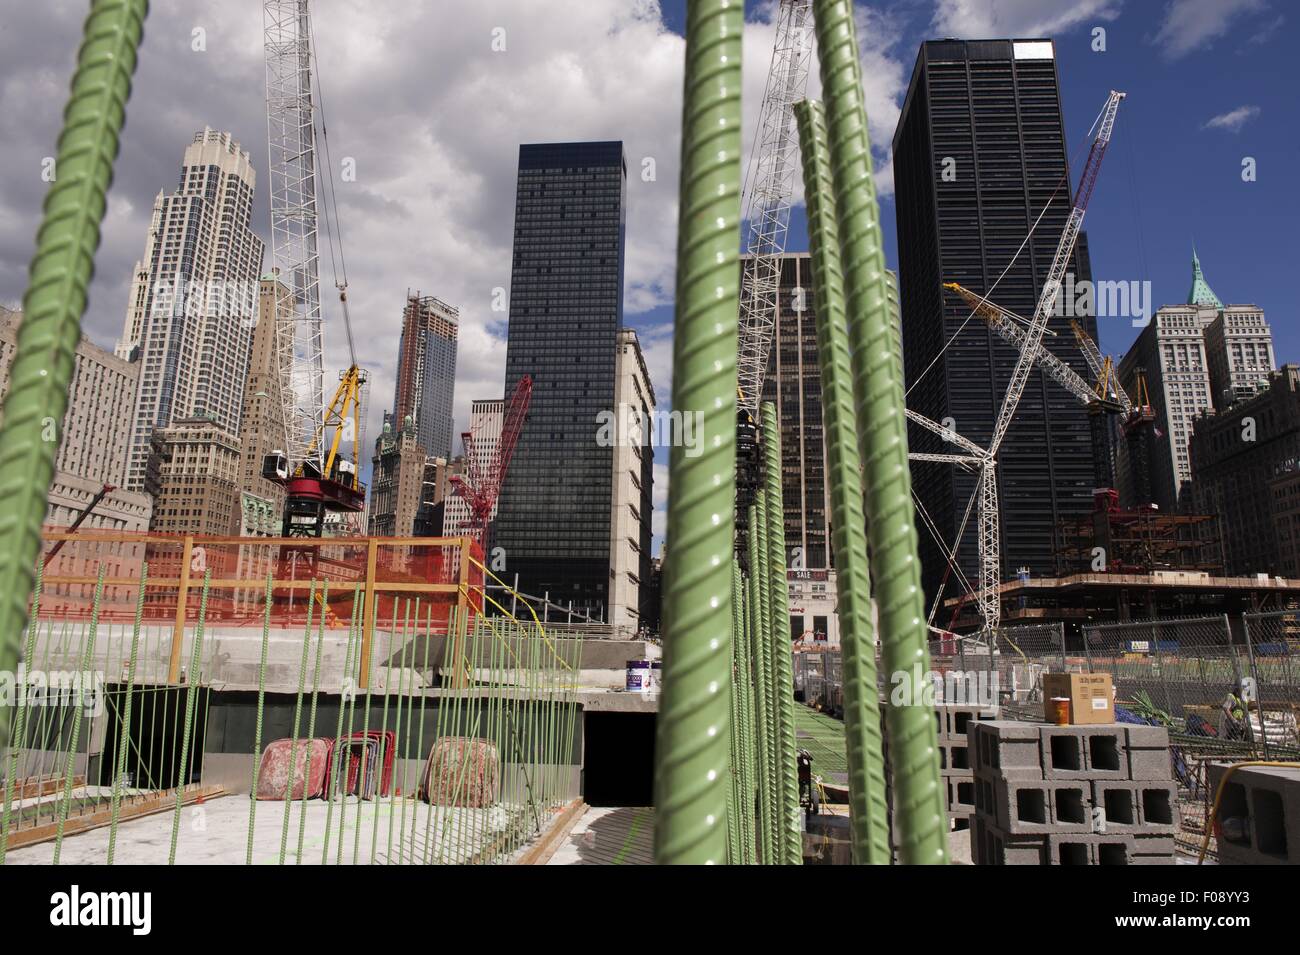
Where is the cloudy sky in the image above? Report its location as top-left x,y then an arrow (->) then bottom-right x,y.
1,0 -> 1295,550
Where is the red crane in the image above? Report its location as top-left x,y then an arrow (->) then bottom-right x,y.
449,375 -> 532,552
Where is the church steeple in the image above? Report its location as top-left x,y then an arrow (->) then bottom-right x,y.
1187,245 -> 1223,308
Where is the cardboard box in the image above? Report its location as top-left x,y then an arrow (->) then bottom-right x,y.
1042,672 -> 1114,725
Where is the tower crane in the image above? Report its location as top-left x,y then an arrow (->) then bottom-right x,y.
448,375 -> 533,554
906,90 -> 1126,637
260,0 -> 366,543
736,0 -> 813,418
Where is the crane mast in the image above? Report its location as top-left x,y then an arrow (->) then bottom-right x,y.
735,0 -> 813,418
264,0 -> 326,472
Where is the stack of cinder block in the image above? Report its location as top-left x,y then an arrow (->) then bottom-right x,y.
936,704 -> 998,830
1207,763 -> 1299,864
968,721 -> 1179,865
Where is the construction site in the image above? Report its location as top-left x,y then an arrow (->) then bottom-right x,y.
0,0 -> 1296,886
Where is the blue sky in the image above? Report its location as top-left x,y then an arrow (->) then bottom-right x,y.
634,0 -> 1297,552
647,0 -> 1295,362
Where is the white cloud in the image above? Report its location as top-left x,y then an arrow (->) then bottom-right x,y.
931,0 -> 1122,38
1151,0 -> 1267,59
1202,104 -> 1261,132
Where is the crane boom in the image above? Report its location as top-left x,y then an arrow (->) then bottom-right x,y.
944,283 -> 1099,408
987,90 -> 1125,458
1070,318 -> 1132,413
265,0 -> 326,471
735,0 -> 813,416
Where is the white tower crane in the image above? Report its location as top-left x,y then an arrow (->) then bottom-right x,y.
736,0 -> 813,417
264,0 -> 326,472
908,90 -> 1126,637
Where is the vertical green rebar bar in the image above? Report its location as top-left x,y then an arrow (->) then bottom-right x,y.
0,565 -> 42,864
295,583 -> 328,864
168,572 -> 209,864
322,587 -> 361,865
761,400 -> 803,865
736,569 -> 754,864
52,567 -> 104,863
278,580 -> 317,864
652,0 -> 743,866
810,0 -> 946,863
246,573 -> 273,865
750,497 -> 776,864
794,98 -> 890,864
0,0 -> 149,755
105,561 -> 145,867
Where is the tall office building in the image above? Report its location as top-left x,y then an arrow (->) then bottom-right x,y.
442,398 -> 503,536
237,276 -> 292,527
117,128 -> 264,492
893,39 -> 1100,607
0,307 -> 153,537
1118,251 -> 1274,510
392,292 -> 459,460
608,328 -> 655,631
496,141 -> 627,614
147,417 -> 243,537
367,414 -> 427,537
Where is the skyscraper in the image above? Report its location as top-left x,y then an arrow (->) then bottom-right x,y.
496,141 -> 627,614
392,292 -> 459,460
893,39 -> 1100,607
238,276 -> 292,518
117,128 -> 264,492
442,397 -> 503,536
608,328 -> 655,631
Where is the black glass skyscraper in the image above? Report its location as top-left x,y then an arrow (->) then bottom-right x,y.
496,141 -> 627,615
893,39 -> 1099,612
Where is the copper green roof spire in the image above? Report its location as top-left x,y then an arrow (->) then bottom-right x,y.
1187,245 -> 1223,308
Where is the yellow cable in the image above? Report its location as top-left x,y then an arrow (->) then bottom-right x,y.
1197,760 -> 1300,864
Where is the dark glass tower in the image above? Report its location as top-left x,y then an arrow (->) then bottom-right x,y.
496,141 -> 627,615
892,39 -> 1100,612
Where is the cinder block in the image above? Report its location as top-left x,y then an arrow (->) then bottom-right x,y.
972,815 -> 1047,866
1048,831 -> 1136,865
1136,782 -> 1179,832
945,705 -> 999,742
1124,723 -> 1170,749
1133,834 -> 1176,858
1207,762 -> 1300,863
946,777 -> 975,816
1047,782 -> 1092,831
982,776 -> 1056,834
970,721 -> 1043,778
1040,726 -> 1126,780
1128,746 -> 1174,781
1093,781 -> 1141,829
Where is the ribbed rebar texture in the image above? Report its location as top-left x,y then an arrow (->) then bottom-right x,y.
761,400 -> 803,864
794,99 -> 890,864
750,497 -> 776,863
653,0 -> 743,865
811,0 -> 947,863
0,0 -> 148,754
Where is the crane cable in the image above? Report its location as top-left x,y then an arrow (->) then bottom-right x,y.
905,98 -> 1109,402
307,13 -> 356,369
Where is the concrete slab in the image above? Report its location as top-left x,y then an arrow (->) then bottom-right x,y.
5,793 -> 521,865
545,806 -> 655,865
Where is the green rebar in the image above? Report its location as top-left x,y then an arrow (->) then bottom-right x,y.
322,587 -> 361,865
750,497 -> 776,864
295,583 -> 328,864
52,567 -> 104,863
652,0 -> 742,866
0,565 -> 43,864
246,573 -> 273,865
168,572 -> 209,864
810,0 -> 946,863
761,400 -> 803,865
0,0 -> 148,755
279,580 -> 317,864
794,98 -> 890,864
